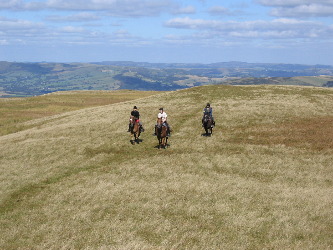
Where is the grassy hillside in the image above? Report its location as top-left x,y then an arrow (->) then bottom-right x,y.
0,90 -> 162,136
0,85 -> 332,249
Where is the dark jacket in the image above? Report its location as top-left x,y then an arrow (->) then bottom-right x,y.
131,110 -> 140,119
203,107 -> 212,117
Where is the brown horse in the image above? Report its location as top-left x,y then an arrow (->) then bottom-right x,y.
156,118 -> 168,149
202,114 -> 213,136
130,116 -> 141,144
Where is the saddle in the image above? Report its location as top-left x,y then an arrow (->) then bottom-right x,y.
130,116 -> 139,124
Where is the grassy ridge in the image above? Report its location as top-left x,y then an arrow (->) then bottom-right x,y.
0,90 -> 162,136
0,85 -> 332,249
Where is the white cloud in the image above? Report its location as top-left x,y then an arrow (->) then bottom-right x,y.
0,0 -> 45,11
270,3 -> 333,17
164,17 -> 221,29
0,17 -> 45,31
257,0 -> 333,7
0,17 -> 55,45
0,39 -> 9,45
59,26 -> 86,33
172,5 -> 196,15
45,13 -> 101,22
208,6 -> 230,15
112,29 -> 134,39
164,17 -> 333,40
0,16 -> 103,46
0,0 -> 177,17
257,0 -> 333,17
0,0 -> 22,10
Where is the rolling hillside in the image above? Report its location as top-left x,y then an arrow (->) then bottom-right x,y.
1,61 -> 333,97
0,85 -> 332,249
0,90 -> 163,136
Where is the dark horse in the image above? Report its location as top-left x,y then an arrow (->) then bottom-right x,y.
202,114 -> 213,136
130,116 -> 141,144
156,118 -> 168,149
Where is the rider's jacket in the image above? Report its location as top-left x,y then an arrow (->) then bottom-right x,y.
203,107 -> 213,117
158,112 -> 167,123
131,110 -> 140,119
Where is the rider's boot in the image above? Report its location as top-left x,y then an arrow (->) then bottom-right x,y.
127,124 -> 131,132
141,126 -> 145,132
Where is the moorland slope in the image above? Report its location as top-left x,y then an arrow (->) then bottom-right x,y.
0,85 -> 332,249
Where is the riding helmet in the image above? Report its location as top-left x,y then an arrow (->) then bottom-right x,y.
133,106 -> 137,109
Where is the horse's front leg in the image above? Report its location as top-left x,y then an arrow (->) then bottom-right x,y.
164,138 -> 167,148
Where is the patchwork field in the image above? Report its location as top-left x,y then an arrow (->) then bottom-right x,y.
0,85 -> 332,249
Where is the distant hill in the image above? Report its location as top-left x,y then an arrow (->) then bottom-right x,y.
0,61 -> 332,97
93,60 -> 332,69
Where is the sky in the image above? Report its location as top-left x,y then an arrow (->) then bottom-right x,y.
0,0 -> 333,65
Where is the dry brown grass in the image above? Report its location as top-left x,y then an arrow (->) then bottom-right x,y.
0,90 -> 162,136
229,116 -> 333,151
0,85 -> 332,249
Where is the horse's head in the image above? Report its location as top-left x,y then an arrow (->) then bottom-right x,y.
203,114 -> 211,123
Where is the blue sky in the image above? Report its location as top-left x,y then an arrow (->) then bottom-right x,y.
0,0 -> 333,64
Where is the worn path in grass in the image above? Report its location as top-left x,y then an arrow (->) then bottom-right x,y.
0,85 -> 332,249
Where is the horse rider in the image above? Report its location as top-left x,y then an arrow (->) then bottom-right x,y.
202,103 -> 215,127
128,106 -> 144,132
154,107 -> 171,136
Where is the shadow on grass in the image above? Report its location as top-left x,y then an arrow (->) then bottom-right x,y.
130,138 -> 143,145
